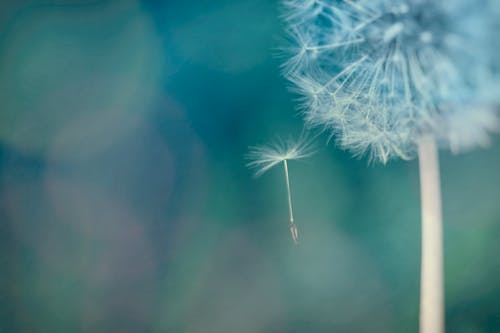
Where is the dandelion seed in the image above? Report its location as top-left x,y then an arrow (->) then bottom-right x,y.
247,136 -> 315,245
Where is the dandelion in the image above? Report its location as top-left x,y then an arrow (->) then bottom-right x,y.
282,1 -> 499,332
247,136 -> 315,245
283,0 -> 499,162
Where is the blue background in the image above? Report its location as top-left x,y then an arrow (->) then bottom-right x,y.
0,0 -> 499,332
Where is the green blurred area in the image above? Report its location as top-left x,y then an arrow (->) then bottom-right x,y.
0,0 -> 499,332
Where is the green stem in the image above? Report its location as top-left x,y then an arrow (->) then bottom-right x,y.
418,136 -> 444,333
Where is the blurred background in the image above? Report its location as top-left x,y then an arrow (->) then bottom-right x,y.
0,0 -> 499,332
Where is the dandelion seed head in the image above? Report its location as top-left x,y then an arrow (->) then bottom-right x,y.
283,0 -> 500,162
246,136 -> 315,176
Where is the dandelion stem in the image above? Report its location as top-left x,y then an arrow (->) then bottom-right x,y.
418,136 -> 444,333
283,159 -> 299,245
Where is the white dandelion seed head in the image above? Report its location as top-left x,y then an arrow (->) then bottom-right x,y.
283,0 -> 500,163
246,135 -> 316,176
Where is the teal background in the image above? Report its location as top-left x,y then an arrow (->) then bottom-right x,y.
0,0 -> 499,332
